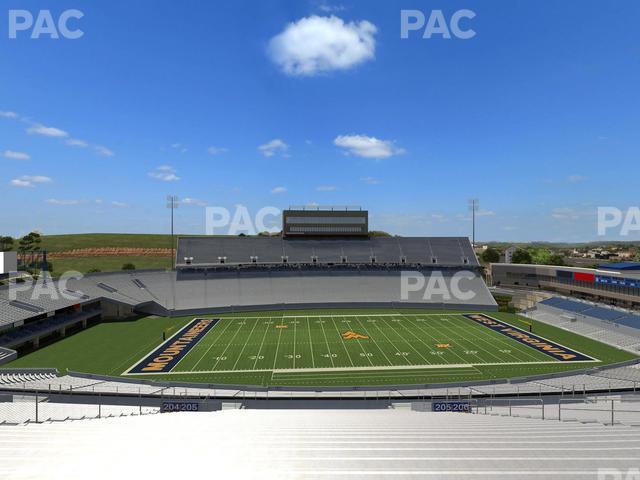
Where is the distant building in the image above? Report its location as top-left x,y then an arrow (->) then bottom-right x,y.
490,262 -> 640,310
0,251 -> 17,276
503,246 -> 517,264
282,206 -> 368,237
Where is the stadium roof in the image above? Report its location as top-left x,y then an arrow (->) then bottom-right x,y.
598,262 -> 640,271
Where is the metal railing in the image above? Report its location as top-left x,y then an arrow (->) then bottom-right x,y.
0,393 -> 160,425
475,395 -> 640,426
478,398 -> 546,420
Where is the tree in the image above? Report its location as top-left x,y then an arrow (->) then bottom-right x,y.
369,231 -> 392,237
481,247 -> 500,263
635,251 -> 640,262
18,232 -> 42,253
122,263 -> 136,270
511,249 -> 533,264
548,254 -> 565,266
0,236 -> 14,251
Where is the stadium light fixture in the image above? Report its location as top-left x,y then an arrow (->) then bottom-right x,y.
468,198 -> 479,247
166,195 -> 179,269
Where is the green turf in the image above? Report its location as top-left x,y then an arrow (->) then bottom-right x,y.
3,309 -> 636,387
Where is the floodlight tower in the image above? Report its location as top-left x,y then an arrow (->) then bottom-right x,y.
166,195 -> 179,269
468,198 -> 479,247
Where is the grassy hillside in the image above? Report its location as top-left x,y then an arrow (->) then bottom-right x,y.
40,233 -> 175,252
38,234 -> 174,274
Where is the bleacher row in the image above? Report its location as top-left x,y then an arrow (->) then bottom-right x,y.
1,364 -> 640,399
529,310 -> 640,350
0,310 -> 100,348
0,371 -> 57,385
539,297 -> 640,329
177,236 -> 478,266
2,410 -> 640,479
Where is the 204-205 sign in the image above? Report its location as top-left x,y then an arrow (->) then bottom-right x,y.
161,402 -> 200,413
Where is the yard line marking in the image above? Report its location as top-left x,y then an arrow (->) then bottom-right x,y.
404,315 -> 482,365
208,320 -> 248,372
353,316 -> 394,366
293,317 -> 298,369
272,317 -> 285,370
319,319 -> 336,368
365,318 -> 412,366
330,315 -> 356,368
340,316 -> 374,367
306,317 -> 316,369
383,316 -> 433,365
252,320 -> 271,370
453,315 -> 543,363
189,318 -> 237,371
231,317 -> 260,370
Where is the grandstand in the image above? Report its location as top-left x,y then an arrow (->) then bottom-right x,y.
530,296 -> 640,352
1,408 -> 640,479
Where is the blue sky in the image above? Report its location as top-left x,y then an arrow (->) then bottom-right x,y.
1,0 -> 639,241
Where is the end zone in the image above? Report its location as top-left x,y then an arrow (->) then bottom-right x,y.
125,318 -> 219,375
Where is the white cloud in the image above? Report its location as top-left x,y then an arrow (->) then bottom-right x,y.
182,197 -> 208,207
317,2 -> 346,13
476,210 -> 496,217
26,124 -> 69,138
334,134 -> 405,159
268,15 -> 377,76
46,199 -> 82,206
0,111 -> 18,119
111,201 -> 129,208
66,138 -> 88,147
95,145 -> 115,157
207,146 -> 228,155
271,186 -> 287,194
360,176 -> 381,185
10,175 -> 52,188
551,207 -> 581,220
2,150 -> 30,160
148,165 -> 180,182
259,139 -> 289,157
316,185 -> 337,191
568,174 -> 587,183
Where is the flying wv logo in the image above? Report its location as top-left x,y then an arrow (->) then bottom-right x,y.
342,331 -> 369,340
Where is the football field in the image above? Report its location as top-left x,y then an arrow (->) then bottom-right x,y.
123,312 -> 600,386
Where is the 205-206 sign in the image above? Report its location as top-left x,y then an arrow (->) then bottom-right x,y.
431,401 -> 471,412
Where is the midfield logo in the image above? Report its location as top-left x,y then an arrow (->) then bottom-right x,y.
342,331 -> 369,340
435,343 -> 451,348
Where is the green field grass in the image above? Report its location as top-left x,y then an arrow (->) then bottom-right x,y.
4,309 -> 636,387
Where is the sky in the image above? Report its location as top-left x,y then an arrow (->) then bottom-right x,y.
0,0 -> 639,242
